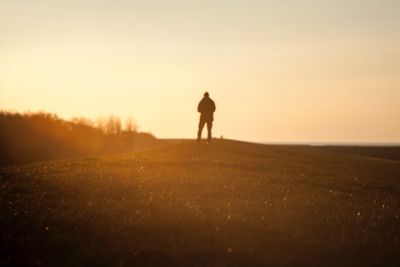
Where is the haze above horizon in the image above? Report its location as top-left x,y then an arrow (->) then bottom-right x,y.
1,0 -> 399,143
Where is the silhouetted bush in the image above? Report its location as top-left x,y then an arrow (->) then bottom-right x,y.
0,111 -> 157,166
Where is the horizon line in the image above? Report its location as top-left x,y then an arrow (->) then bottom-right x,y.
160,138 -> 400,147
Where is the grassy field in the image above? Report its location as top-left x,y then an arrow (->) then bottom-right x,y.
1,140 -> 400,266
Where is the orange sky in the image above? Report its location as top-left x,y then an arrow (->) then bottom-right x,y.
1,1 -> 400,143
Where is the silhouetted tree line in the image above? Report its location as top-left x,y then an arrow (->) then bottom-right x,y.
0,111 -> 157,166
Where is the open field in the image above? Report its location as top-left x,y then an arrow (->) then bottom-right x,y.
1,140 -> 400,266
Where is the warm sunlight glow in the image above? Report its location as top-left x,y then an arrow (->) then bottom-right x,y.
1,0 -> 399,143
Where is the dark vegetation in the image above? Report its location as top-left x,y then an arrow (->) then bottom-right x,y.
0,111 -> 158,166
1,140 -> 399,266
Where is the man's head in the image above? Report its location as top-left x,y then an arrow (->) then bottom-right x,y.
204,92 -> 209,98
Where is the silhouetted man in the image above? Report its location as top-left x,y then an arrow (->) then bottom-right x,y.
197,92 -> 216,143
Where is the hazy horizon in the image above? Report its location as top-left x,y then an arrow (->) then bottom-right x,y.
1,0 -> 400,143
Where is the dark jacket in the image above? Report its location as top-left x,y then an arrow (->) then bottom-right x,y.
198,97 -> 216,121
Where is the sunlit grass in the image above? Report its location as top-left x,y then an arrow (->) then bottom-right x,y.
1,140 -> 399,266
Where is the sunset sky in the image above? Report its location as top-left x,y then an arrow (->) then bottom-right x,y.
1,0 -> 399,143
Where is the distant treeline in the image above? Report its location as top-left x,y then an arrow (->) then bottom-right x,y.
0,111 -> 158,166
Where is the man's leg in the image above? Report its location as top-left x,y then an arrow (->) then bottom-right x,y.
206,121 -> 213,143
197,119 -> 206,142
